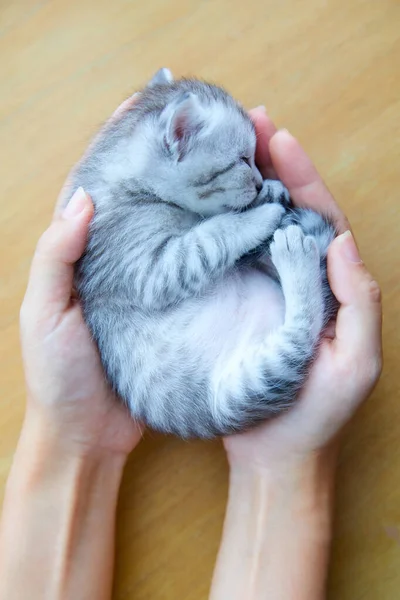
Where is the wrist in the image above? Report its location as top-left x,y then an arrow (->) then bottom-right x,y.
227,443 -> 338,535
211,447 -> 337,600
1,408 -> 125,600
13,407 -> 128,492
226,434 -> 340,480
228,444 -> 337,530
22,401 -> 132,463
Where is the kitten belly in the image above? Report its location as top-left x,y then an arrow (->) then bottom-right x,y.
184,268 -> 285,364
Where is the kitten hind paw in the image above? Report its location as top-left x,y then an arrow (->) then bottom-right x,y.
270,225 -> 320,274
271,225 -> 323,334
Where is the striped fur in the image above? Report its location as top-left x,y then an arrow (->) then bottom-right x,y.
65,70 -> 337,437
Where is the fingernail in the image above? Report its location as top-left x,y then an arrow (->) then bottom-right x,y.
338,230 -> 362,263
62,187 -> 87,219
255,105 -> 267,113
278,128 -> 291,135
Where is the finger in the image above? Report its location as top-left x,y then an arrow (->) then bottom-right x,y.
269,129 -> 350,233
109,92 -> 140,123
24,188 -> 93,317
248,107 -> 278,179
54,93 -> 140,219
328,231 -> 382,368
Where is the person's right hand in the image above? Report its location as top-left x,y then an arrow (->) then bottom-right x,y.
224,110 -> 383,467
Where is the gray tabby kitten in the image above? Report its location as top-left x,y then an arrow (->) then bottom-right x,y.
66,69 -> 337,438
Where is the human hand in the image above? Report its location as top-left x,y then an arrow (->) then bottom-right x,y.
20,97 -> 142,459
224,109 -> 383,468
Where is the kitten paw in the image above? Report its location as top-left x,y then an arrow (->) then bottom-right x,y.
271,226 -> 323,333
270,225 -> 320,274
257,180 -> 291,207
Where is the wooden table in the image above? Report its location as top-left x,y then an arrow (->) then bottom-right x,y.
1,1 -> 399,598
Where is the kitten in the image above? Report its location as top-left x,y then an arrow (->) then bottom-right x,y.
65,69 -> 337,438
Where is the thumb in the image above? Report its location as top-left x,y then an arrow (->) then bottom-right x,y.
24,188 -> 93,318
328,231 -> 382,367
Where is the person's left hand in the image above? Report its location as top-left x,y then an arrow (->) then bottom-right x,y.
20,97 -> 143,458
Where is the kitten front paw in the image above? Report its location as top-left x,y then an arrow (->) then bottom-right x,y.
257,180 -> 291,207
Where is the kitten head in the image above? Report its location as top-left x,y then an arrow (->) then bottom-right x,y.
124,73 -> 263,217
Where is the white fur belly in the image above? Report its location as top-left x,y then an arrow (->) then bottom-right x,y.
182,268 -> 285,365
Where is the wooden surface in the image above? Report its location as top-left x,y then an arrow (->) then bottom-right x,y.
0,1 -> 399,598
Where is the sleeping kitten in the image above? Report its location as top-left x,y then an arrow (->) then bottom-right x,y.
64,69 -> 337,438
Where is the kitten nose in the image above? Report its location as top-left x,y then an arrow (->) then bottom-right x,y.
256,181 -> 263,193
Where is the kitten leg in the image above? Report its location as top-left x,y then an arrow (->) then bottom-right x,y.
280,207 -> 338,322
257,193 -> 338,322
140,202 -> 285,307
251,179 -> 291,272
213,225 -> 324,433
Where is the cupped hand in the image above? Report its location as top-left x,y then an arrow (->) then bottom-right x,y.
224,108 -> 383,467
20,97 -> 142,458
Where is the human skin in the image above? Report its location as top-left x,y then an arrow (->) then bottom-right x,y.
0,97 -> 382,600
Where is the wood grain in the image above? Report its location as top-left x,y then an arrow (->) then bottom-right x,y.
0,1 -> 399,598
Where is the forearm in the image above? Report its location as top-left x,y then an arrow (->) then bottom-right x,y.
0,409 -> 126,600
210,449 -> 337,600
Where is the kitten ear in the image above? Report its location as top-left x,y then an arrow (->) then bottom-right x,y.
163,92 -> 205,160
148,68 -> 173,87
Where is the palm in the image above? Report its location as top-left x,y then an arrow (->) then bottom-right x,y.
22,267 -> 142,457
49,306 -> 143,455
